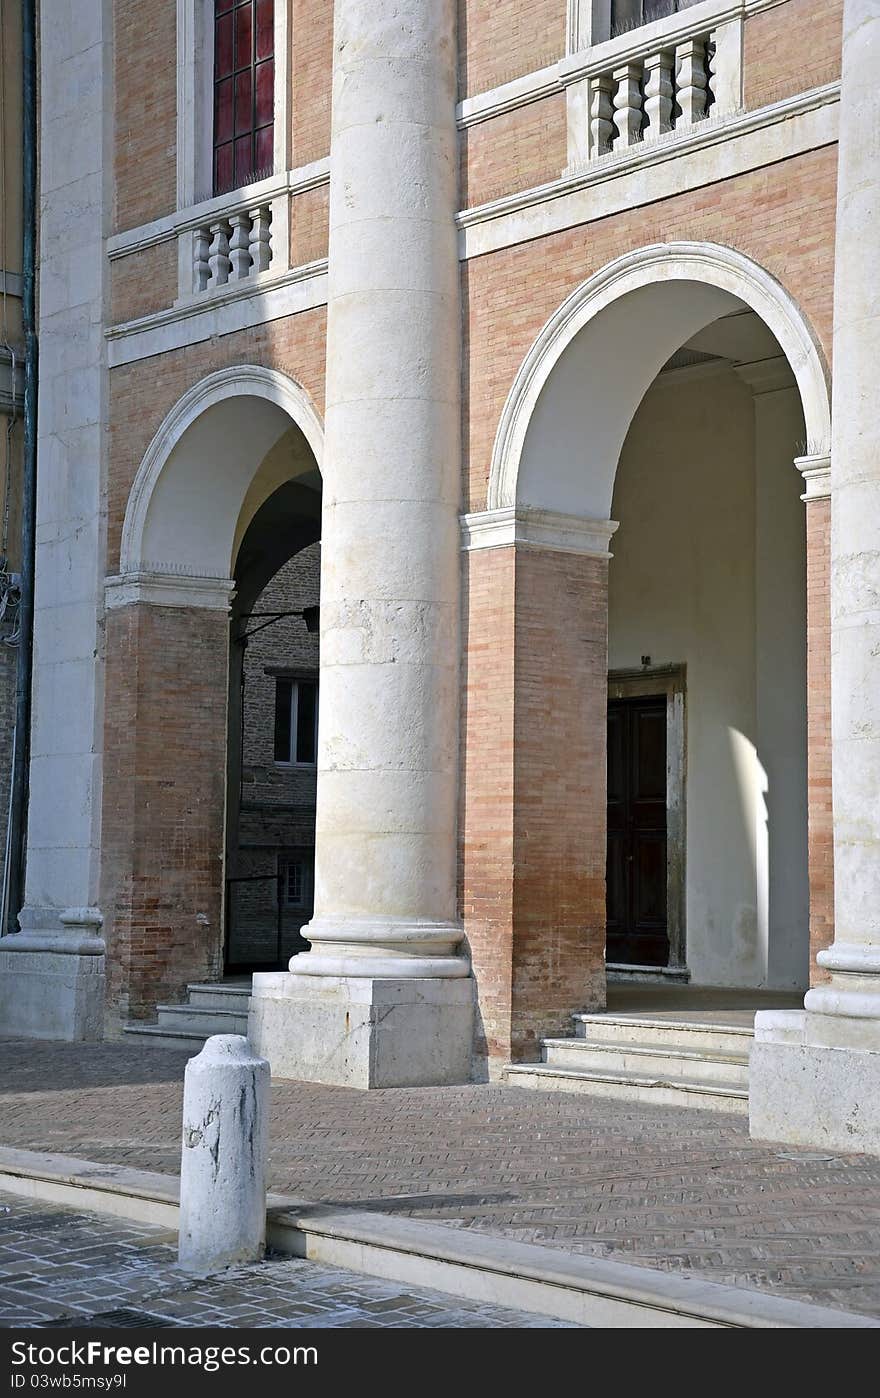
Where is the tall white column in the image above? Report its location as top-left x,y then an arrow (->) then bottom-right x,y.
249,0 -> 473,1086
750,0 -> 880,1151
0,2 -> 107,1039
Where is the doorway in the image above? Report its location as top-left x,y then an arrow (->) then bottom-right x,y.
607,695 -> 669,967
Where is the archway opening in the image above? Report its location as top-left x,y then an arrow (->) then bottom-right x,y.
607,308 -> 808,991
225,464 -> 322,973
480,246 -> 829,1044
105,370 -> 324,1027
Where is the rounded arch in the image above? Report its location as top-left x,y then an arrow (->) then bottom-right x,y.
120,365 -> 325,580
488,242 -> 831,517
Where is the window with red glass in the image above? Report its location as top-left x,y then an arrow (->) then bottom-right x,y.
213,0 -> 274,196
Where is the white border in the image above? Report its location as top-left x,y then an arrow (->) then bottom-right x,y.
488,241 -> 832,512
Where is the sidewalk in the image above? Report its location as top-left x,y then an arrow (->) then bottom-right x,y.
2,1038 -> 880,1320
0,1192 -> 572,1328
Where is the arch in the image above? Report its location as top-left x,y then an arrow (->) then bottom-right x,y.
119,365 -> 325,581
488,242 -> 831,518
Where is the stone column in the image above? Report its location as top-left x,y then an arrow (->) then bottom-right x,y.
750,0 -> 880,1151
0,1 -> 108,1039
249,0 -> 474,1087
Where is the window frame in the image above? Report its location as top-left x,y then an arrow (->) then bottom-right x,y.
177,0 -> 289,208
272,673 -> 319,768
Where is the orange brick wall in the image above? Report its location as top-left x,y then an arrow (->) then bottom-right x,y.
110,242 -> 179,325
458,0 -> 565,96
291,0 -> 334,165
744,0 -> 843,112
102,603 -> 229,1027
107,306 -> 327,572
289,184 -> 330,267
463,145 -> 837,511
806,498 -> 833,980
460,94 -> 568,208
462,544 -> 607,1067
113,0 -> 178,231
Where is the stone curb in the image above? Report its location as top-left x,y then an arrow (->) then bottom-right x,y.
0,1145 -> 875,1330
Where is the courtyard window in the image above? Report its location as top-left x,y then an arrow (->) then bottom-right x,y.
279,851 -> 314,910
213,0 -> 275,195
274,677 -> 318,766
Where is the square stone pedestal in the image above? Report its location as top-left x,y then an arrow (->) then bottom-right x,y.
749,1010 -> 880,1154
0,942 -> 105,1041
249,972 -> 475,1088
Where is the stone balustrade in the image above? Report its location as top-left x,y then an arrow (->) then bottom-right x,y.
192,202 -> 273,293
587,28 -> 718,159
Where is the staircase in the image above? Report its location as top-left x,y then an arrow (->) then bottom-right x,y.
504,1010 -> 752,1113
123,982 -> 251,1053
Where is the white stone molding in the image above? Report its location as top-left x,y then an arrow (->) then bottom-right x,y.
104,571 -> 236,612
488,241 -> 831,517
119,365 -> 324,581
459,80 -> 839,256
459,0 -> 779,131
106,260 -> 328,368
461,507 -> 619,557
794,451 -> 831,502
108,161 -> 329,262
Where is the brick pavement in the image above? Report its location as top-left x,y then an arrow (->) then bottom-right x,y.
0,1193 -> 573,1328
2,1038 -> 880,1318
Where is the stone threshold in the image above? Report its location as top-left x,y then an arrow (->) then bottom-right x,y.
0,1145 -> 874,1330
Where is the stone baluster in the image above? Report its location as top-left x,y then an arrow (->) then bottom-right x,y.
676,38 -> 709,125
248,205 -> 272,273
589,75 -> 615,158
228,213 -> 252,280
613,63 -> 644,149
208,221 -> 231,287
193,227 -> 211,293
643,50 -> 674,140
706,35 -> 718,113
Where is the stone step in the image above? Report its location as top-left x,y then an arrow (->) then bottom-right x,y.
541,1037 -> 749,1088
122,1024 -> 208,1053
185,983 -> 252,1011
572,1012 -> 754,1057
503,1063 -> 749,1114
155,1004 -> 249,1036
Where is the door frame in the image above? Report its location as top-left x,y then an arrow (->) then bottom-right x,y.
607,664 -> 687,971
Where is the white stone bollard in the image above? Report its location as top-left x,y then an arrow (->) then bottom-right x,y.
178,1035 -> 270,1275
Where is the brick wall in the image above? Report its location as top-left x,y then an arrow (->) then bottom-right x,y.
110,242 -> 179,325
289,185 -> 330,268
107,307 -> 327,571
460,94 -> 568,208
291,0 -> 334,165
806,498 -> 833,980
113,0 -> 178,231
458,0 -> 565,96
463,146 -> 837,511
462,543 -> 607,1068
102,603 -> 229,1027
743,0 -> 843,112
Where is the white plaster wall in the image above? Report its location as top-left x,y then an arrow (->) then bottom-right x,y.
608,369 -> 808,988
25,1 -> 109,920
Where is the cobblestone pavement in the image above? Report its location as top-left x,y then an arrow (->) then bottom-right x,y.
0,1193 -> 574,1328
2,1039 -> 880,1318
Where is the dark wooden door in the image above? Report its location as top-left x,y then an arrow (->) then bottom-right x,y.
606,696 -> 669,966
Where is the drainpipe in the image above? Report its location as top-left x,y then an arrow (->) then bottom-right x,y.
5,0 -> 38,934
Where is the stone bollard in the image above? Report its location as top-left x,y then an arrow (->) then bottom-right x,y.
178,1035 -> 270,1275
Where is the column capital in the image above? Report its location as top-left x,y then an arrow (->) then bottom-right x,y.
461,507 -> 619,558
104,571 -> 235,611
794,452 -> 831,502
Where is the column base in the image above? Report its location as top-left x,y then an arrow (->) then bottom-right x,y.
249,971 -> 475,1088
749,1010 -> 880,1154
0,907 -> 105,1042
